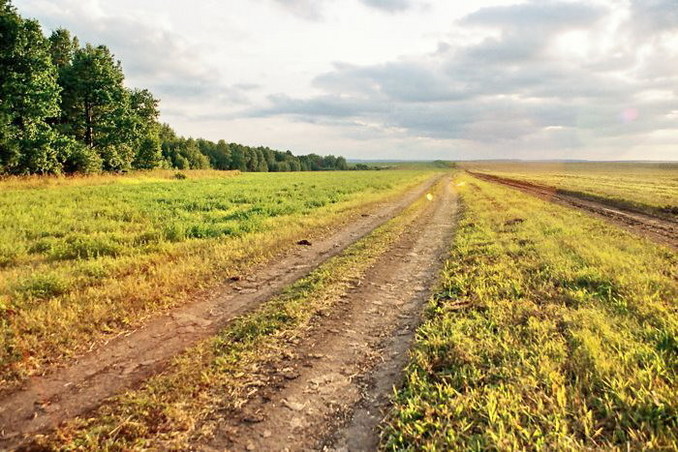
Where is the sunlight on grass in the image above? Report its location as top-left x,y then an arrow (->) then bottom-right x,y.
26,181 -> 437,451
462,162 -> 678,217
0,170 -> 435,387
383,174 -> 677,451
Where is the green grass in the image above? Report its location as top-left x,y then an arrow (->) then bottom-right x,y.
0,169 -> 436,388
382,174 -> 677,451
461,162 -> 678,217
27,180 -> 439,451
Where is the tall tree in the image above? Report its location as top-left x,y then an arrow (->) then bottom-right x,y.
128,88 -> 162,169
230,144 -> 246,171
48,28 -> 78,72
0,1 -> 63,174
182,138 -> 210,169
59,44 -> 133,170
336,156 -> 348,170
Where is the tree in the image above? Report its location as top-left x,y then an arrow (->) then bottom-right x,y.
255,148 -> 268,172
244,147 -> 258,171
48,28 -> 78,72
230,144 -> 246,171
128,88 -> 162,169
182,138 -> 210,169
59,44 -> 133,170
322,154 -> 338,170
210,139 -> 232,169
288,159 -> 301,172
336,156 -> 348,170
0,2 -> 63,174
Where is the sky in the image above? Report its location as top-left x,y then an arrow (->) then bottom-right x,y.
14,0 -> 678,161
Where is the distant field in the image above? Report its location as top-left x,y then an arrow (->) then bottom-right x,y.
461,162 -> 678,217
0,169 -> 433,387
350,160 -> 456,170
384,173 -> 677,450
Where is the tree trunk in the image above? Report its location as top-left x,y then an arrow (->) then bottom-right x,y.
84,102 -> 93,147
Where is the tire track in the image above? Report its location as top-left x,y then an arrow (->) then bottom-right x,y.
0,175 -> 445,450
202,177 -> 458,451
468,171 -> 677,250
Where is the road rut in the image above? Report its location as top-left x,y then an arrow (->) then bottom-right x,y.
469,171 -> 677,250
202,177 -> 458,451
0,175 -> 445,449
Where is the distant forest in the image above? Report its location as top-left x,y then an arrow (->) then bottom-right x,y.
0,0 -> 349,175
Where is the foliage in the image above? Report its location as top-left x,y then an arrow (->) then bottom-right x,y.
0,2 -> 62,174
58,44 -> 132,170
159,123 -> 351,173
0,1 -> 353,176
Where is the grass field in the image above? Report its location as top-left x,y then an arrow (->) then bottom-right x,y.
461,162 -> 678,217
27,179 -> 439,451
383,173 -> 677,450
0,169 -> 434,388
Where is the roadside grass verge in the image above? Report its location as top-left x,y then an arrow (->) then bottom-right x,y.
26,180 -> 440,451
461,161 -> 678,218
382,174 -> 677,451
0,170 -> 435,388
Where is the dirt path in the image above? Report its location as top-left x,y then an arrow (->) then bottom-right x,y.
0,175 -> 445,449
468,171 -> 678,250
202,178 -> 458,451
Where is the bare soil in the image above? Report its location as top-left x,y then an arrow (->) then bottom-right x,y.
0,175 -> 444,450
200,177 -> 458,451
468,171 -> 678,250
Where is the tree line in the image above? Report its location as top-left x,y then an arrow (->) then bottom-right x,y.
0,0 -> 350,175
159,125 -> 348,172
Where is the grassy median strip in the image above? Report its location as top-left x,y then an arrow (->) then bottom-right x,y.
27,181 -> 439,451
382,174 -> 677,451
0,170 -> 434,388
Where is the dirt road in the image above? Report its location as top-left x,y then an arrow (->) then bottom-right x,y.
0,175 -> 446,449
468,171 -> 678,250
202,178 -> 458,451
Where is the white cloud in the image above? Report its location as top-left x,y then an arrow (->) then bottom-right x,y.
13,0 -> 678,160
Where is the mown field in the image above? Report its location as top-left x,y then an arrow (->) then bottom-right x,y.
0,169 -> 434,388
461,162 -> 678,217
384,173 -> 677,450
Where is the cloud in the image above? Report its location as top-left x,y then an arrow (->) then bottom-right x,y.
246,0 -> 678,155
270,0 -> 419,19
16,0 -> 678,160
462,1 -> 605,30
18,0 -> 255,125
630,0 -> 678,34
269,0 -> 324,20
359,0 -> 417,12
314,61 -> 467,102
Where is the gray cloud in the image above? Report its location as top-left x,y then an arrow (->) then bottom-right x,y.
249,0 -> 678,151
251,94 -> 389,119
18,0 -> 678,159
271,0 -> 419,19
630,0 -> 678,34
315,61 -> 467,102
270,0 -> 324,20
22,1 -> 254,116
359,0 -> 416,12
462,1 -> 605,30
